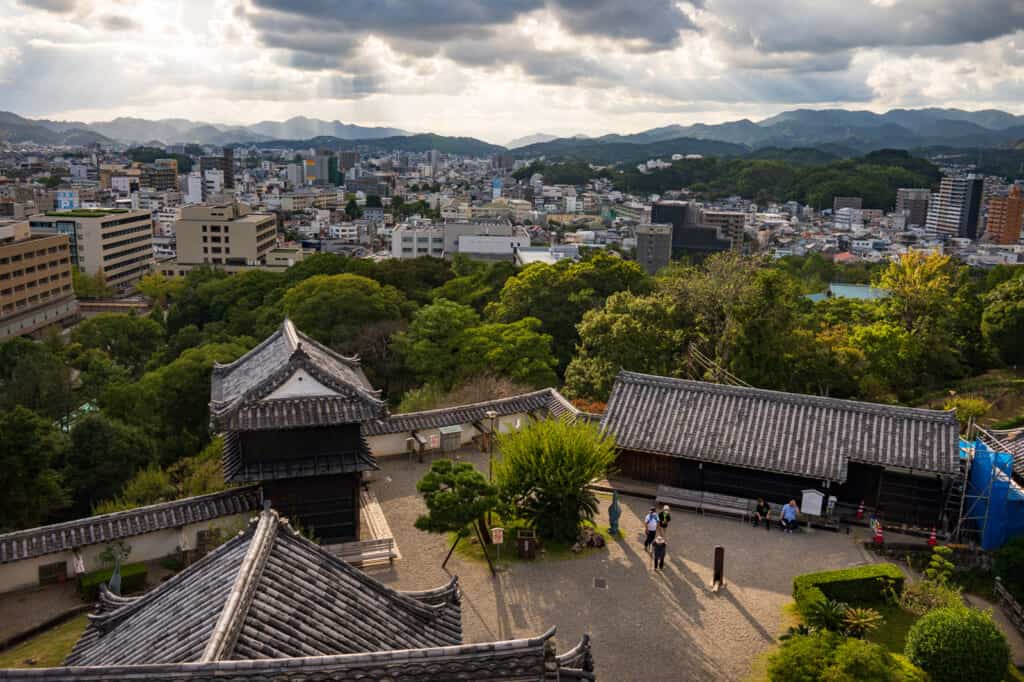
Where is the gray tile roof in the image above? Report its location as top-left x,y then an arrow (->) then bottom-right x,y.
363,388 -> 582,436
0,629 -> 592,680
210,319 -> 387,431
66,510 -> 462,666
602,371 -> 960,482
0,487 -> 261,565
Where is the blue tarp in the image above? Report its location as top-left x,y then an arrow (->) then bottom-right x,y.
961,438 -> 1024,550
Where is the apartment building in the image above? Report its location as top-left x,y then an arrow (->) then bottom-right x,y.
391,226 -> 444,258
635,223 -> 672,275
926,174 -> 984,239
985,185 -> 1024,245
29,209 -> 153,290
896,188 -> 930,227
0,220 -> 78,340
173,202 -> 278,267
700,210 -> 746,250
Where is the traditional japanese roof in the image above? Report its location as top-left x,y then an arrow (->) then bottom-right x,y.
66,509 -> 461,667
11,509 -> 594,681
210,319 -> 387,431
0,487 -> 260,565
602,371 -> 960,482
0,629 -> 591,680
363,388 -> 589,436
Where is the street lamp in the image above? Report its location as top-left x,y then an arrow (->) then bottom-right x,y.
485,409 -> 498,528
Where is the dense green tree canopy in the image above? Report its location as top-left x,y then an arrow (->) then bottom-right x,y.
70,313 -> 164,376
981,275 -> 1024,366
283,273 -> 409,347
65,413 -> 155,515
0,407 -> 70,531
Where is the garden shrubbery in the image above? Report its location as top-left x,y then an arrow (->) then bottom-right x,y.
904,606 -> 1009,682
793,563 -> 905,617
768,632 -> 918,682
78,562 -> 147,601
995,536 -> 1024,601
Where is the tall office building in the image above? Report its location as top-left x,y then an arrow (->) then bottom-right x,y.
338,151 -> 360,171
174,203 -> 278,267
896,188 -> 930,227
0,220 -> 79,340
985,185 -> 1024,245
200,149 -> 235,190
635,223 -> 672,275
651,200 -> 730,260
29,209 -> 153,290
926,174 -> 984,239
429,149 -> 441,178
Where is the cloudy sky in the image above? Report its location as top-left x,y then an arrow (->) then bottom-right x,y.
2,0 -> 1023,144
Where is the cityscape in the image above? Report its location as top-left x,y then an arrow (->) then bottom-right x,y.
1,1 -> 1024,681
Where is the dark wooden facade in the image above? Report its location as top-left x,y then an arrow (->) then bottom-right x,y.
263,474 -> 361,543
616,449 -> 949,528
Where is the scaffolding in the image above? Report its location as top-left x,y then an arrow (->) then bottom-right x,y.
953,422 -> 1018,548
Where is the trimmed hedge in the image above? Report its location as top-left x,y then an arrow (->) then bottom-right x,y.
78,562 -> 147,601
905,606 -> 1009,682
794,563 -> 904,616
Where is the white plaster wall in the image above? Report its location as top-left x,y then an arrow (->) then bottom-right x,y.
367,412 -> 530,457
0,512 -> 252,594
265,369 -> 337,399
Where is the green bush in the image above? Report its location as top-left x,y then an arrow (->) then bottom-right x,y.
898,579 -> 963,615
794,564 -> 905,617
821,638 -> 900,682
995,536 -> 1024,602
904,606 -> 1009,682
767,631 -> 842,682
78,562 -> 147,601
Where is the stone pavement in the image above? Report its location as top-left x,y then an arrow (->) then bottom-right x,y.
367,450 -> 873,682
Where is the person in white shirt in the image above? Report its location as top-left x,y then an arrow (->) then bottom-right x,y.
643,508 -> 660,552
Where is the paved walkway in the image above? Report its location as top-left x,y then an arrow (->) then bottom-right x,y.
368,451 -> 873,682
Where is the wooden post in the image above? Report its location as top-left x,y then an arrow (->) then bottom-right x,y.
712,545 -> 725,592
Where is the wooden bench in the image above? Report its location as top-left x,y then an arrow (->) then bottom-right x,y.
700,492 -> 753,521
656,485 -> 703,513
331,538 -> 396,566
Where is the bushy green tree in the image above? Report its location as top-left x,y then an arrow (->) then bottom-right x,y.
0,406 -> 70,531
821,638 -> 902,682
0,337 -> 75,419
994,536 -> 1024,601
93,465 -> 176,514
565,292 -> 691,402
65,413 -> 155,515
415,459 -> 498,564
905,607 -> 1009,682
981,275 -> 1024,366
767,631 -> 842,682
494,419 -> 617,542
394,299 -> 480,385
283,274 -> 408,347
71,313 -> 164,376
458,318 -> 558,388
487,252 -> 650,370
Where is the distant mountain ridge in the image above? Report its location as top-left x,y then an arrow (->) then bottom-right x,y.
1,112 -> 409,146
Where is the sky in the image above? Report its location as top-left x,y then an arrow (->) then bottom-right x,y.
1,0 -> 1023,145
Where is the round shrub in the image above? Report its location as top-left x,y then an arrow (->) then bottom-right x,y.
767,631 -> 841,682
905,606 -> 1009,682
821,638 -> 899,682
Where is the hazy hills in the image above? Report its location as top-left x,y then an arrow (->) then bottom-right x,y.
0,112 -> 409,146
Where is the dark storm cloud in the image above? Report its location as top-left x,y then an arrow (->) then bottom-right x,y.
99,15 -> 140,31
17,0 -> 78,13
709,0 -> 1024,54
546,0 -> 697,49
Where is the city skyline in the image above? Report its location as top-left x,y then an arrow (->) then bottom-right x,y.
2,0 -> 1024,143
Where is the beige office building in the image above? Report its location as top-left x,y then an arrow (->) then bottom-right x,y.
0,220 -> 79,340
700,210 -> 746,250
174,202 -> 278,267
29,209 -> 153,290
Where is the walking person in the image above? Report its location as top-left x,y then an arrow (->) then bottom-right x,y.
780,499 -> 800,533
658,505 -> 672,539
652,536 -> 666,570
643,507 -> 659,552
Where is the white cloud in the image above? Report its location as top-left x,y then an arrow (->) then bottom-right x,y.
0,0 -> 1021,142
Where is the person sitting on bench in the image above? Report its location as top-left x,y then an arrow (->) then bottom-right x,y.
780,499 -> 800,533
752,497 -> 771,530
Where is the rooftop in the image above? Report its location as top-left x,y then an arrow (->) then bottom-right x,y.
41,209 -> 130,218
601,370 -> 960,482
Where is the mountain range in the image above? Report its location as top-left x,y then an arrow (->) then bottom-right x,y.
2,107 -> 1023,159
0,112 -> 409,146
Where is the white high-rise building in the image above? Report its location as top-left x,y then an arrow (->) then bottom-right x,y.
186,173 -> 204,204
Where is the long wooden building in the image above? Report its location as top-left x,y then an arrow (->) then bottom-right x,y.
602,371 -> 961,527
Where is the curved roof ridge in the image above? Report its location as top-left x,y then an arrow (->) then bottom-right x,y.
85,525 -> 254,631
615,370 -> 958,422
279,523 -> 456,621
390,388 -> 555,419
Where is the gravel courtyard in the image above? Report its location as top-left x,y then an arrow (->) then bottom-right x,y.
366,449 -> 876,682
